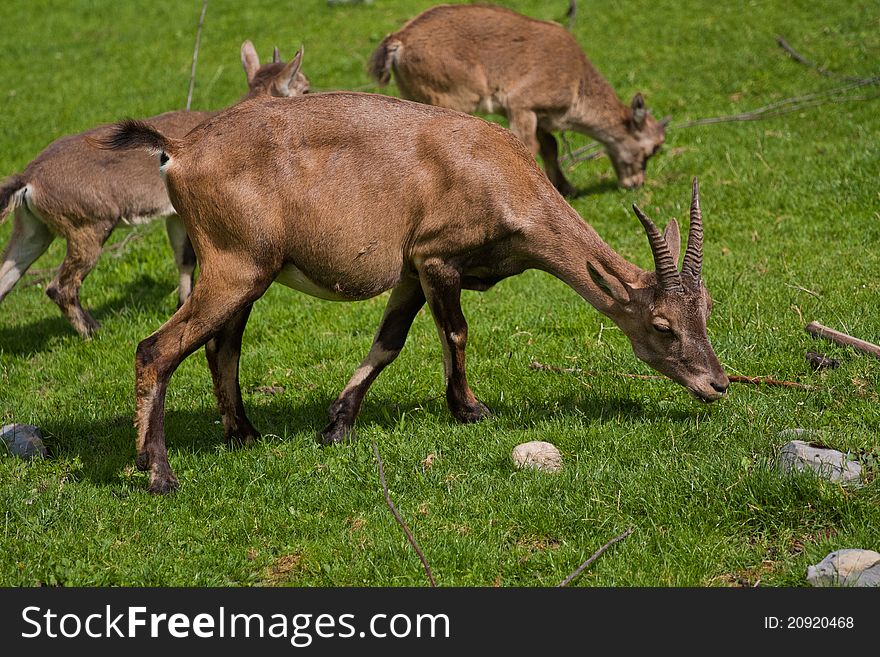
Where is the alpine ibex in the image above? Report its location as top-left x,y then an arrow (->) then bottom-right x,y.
102,92 -> 727,494
0,42 -> 307,337
368,3 -> 667,196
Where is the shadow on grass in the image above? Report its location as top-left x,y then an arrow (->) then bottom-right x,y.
37,380 -> 708,488
39,393 -> 333,487
0,274 -> 172,356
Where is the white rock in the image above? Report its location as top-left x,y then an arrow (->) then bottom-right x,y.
807,549 -> 880,587
512,441 -> 562,473
778,440 -> 862,487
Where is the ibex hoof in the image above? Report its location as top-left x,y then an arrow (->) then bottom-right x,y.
318,422 -> 356,446
454,399 -> 492,424
225,430 -> 260,448
148,473 -> 180,495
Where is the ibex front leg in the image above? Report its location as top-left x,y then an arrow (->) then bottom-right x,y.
321,275 -> 425,444
135,266 -> 269,493
418,259 -> 490,423
205,303 -> 258,447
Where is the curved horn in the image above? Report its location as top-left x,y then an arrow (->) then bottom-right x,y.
633,204 -> 682,291
273,46 -> 281,63
681,177 -> 703,279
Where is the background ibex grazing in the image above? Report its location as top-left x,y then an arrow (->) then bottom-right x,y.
102,92 -> 726,494
368,3 -> 667,196
0,42 -> 308,337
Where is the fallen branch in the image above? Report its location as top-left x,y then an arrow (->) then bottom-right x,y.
186,0 -> 210,111
805,321 -> 880,360
776,35 -> 879,84
558,527 -> 633,587
371,441 -> 437,587
529,360 -> 815,390
727,375 -> 815,390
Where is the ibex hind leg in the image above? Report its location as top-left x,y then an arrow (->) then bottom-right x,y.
537,128 -> 578,198
418,259 -> 491,424
205,303 -> 259,447
135,266 -> 271,494
45,220 -> 114,338
0,207 -> 55,302
320,276 -> 426,445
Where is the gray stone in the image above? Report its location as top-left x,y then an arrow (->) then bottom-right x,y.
778,439 -> 862,487
807,549 -> 880,587
1,424 -> 47,460
512,441 -> 562,473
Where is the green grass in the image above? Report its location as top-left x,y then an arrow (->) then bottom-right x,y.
1,0 -> 878,587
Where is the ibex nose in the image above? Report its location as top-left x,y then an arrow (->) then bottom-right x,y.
710,380 -> 729,396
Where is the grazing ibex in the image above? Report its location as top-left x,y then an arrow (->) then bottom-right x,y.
102,92 -> 727,494
0,42 -> 307,337
368,3 -> 667,196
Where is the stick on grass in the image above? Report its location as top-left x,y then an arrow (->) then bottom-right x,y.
805,321 -> 880,360
185,0 -> 210,111
529,360 -> 814,390
558,527 -> 633,587
372,441 -> 437,587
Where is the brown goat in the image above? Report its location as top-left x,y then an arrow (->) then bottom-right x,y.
0,42 -> 307,337
368,3 -> 667,196
102,91 -> 727,494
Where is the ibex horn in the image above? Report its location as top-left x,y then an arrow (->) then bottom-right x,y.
681,177 -> 703,280
633,204 -> 682,291
273,46 -> 281,63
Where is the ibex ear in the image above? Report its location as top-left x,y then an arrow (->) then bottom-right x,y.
278,45 -> 304,95
663,219 -> 681,267
241,40 -> 260,83
631,92 -> 647,130
588,263 -> 631,304
272,46 -> 281,64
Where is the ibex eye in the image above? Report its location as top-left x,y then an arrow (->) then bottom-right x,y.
653,323 -> 672,334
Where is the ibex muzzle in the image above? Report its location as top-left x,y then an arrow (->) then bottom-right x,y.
101,92 -> 725,493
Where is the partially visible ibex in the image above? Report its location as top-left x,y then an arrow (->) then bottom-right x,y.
101,92 -> 726,494
0,42 -> 307,337
368,3 -> 667,196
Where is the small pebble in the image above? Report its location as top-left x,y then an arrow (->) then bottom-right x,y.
512,441 -> 562,473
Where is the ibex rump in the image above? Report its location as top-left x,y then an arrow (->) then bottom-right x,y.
0,42 -> 307,337
368,3 -> 667,195
103,92 -> 727,494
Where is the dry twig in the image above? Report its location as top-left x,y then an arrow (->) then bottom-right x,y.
529,360 -> 815,390
371,441 -> 437,587
806,321 -> 880,360
558,527 -> 633,587
186,0 -> 210,111
776,35 -> 879,84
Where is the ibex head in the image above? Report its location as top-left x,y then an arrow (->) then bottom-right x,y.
589,178 -> 728,401
607,93 -> 667,189
240,41 -> 310,98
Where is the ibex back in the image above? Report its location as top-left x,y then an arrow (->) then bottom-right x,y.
0,42 -> 308,338
368,3 -> 667,196
102,92 -> 727,494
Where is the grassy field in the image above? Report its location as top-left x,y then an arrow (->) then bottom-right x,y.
0,0 -> 878,587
